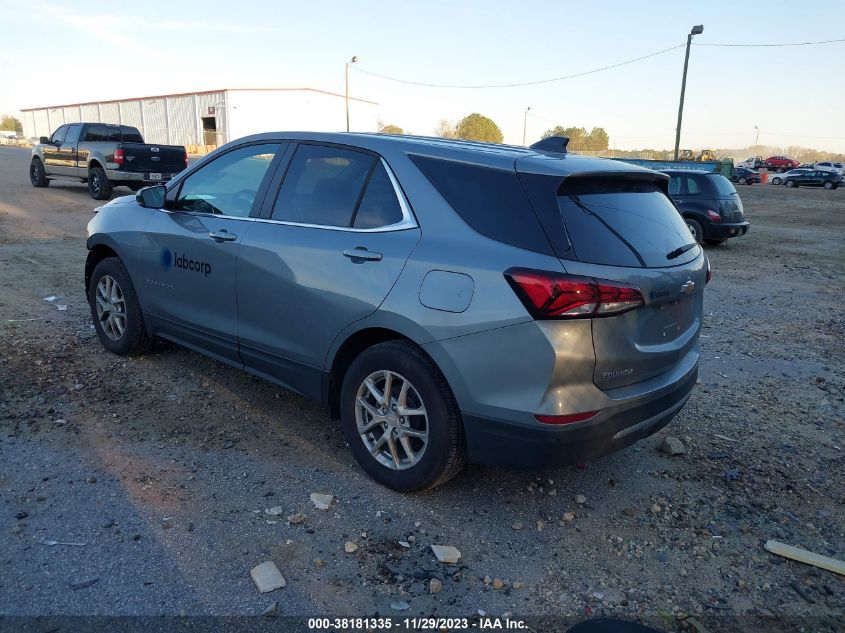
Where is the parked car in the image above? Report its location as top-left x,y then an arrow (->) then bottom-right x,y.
663,169 -> 750,245
770,168 -> 811,185
730,166 -> 760,185
814,161 -> 844,176
782,169 -> 843,190
30,123 -> 187,200
763,156 -> 800,172
85,133 -> 707,492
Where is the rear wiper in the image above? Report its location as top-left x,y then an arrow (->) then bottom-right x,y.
666,243 -> 697,260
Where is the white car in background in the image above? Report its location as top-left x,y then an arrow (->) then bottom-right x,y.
814,161 -> 844,175
770,168 -> 811,185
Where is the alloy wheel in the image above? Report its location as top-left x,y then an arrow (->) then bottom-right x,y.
355,370 -> 429,470
95,275 -> 127,341
686,222 -> 697,240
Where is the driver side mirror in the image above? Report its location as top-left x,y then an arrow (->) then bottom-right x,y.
40,136 -> 50,144
136,184 -> 167,209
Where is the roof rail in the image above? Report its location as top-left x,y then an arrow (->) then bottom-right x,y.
529,136 -> 570,154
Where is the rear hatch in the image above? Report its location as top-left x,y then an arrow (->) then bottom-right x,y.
518,159 -> 706,390
705,173 -> 745,222
119,142 -> 186,176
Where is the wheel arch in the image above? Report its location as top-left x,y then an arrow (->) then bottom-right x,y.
85,240 -> 122,294
326,324 -> 449,420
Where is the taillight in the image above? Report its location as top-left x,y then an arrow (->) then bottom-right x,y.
183,151 -> 188,168
706,257 -> 712,284
505,268 -> 644,319
706,209 -> 721,222
113,148 -> 124,166
536,411 -> 599,425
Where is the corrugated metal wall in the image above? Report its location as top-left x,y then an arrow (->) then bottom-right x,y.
141,98 -> 167,144
23,89 -> 232,146
165,95 -> 198,146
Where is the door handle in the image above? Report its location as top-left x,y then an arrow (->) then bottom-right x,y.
343,247 -> 382,262
209,229 -> 237,242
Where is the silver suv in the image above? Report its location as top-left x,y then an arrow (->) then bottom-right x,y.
85,133 -> 707,492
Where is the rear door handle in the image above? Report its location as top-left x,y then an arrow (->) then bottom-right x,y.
209,229 -> 237,242
343,247 -> 382,262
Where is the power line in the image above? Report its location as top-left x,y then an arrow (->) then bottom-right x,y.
694,37 -> 845,47
351,43 -> 686,89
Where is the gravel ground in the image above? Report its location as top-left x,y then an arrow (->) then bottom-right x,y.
0,146 -> 843,632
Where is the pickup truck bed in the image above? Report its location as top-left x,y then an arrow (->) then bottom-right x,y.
30,122 -> 187,200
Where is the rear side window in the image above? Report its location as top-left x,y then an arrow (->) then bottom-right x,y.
410,155 -> 552,254
557,178 -> 698,268
120,126 -> 143,143
273,145 -> 374,227
353,163 -> 404,228
84,125 -> 120,142
706,174 -> 737,196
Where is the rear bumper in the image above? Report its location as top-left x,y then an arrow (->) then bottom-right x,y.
462,364 -> 697,470
706,221 -> 749,240
105,169 -> 179,183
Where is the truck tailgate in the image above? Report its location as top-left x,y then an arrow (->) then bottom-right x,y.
119,143 -> 185,175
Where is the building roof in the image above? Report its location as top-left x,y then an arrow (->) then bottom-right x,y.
21,87 -> 377,112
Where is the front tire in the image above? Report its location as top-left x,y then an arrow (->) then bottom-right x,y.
738,177 -> 747,185
823,181 -> 834,190
30,158 -> 49,187
88,166 -> 113,200
88,257 -> 151,355
685,218 -> 704,245
340,341 -> 466,492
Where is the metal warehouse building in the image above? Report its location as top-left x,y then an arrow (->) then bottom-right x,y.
21,88 -> 379,152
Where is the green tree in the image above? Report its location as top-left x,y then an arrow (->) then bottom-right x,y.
455,113 -> 503,143
542,125 -> 609,152
0,115 -> 22,135
586,127 -> 609,151
377,121 -> 405,134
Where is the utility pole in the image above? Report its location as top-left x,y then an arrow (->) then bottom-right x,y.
753,125 -> 760,158
522,107 -> 531,146
345,56 -> 358,133
673,25 -> 703,161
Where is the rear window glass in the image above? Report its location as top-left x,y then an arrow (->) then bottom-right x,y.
410,155 -> 552,254
557,178 -> 698,268
706,174 -> 737,196
120,126 -> 143,143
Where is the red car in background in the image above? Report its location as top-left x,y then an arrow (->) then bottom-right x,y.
764,155 -> 800,172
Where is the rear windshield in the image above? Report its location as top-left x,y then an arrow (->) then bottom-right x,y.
705,174 -> 737,196
120,126 -> 144,143
557,178 -> 698,268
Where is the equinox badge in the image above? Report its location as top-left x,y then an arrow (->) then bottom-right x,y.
681,280 -> 696,295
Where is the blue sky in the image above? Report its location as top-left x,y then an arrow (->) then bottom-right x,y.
1,0 -> 843,152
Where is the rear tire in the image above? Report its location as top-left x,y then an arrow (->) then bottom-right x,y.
88,257 -> 151,356
785,180 -> 796,188
738,177 -> 747,185
771,177 -> 781,185
685,218 -> 704,245
30,158 -> 49,187
823,181 -> 834,190
340,340 -> 466,492
88,166 -> 113,200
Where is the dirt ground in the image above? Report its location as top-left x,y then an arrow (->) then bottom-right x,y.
0,146 -> 843,631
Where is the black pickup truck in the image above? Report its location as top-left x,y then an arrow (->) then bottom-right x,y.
30,123 -> 187,199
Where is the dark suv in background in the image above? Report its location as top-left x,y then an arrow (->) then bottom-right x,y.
664,170 -> 750,245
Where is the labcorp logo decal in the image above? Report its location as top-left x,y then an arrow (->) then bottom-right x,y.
161,248 -> 212,277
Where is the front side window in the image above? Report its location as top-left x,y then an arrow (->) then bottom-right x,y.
175,143 -> 280,217
51,126 -> 67,144
272,144 -> 376,227
64,124 -> 82,145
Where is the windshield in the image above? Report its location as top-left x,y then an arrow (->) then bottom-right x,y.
557,178 -> 699,268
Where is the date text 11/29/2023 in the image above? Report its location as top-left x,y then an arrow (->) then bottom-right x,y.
307,616 -> 528,630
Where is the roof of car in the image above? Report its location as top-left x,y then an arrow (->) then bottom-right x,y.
228,131 -> 659,178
